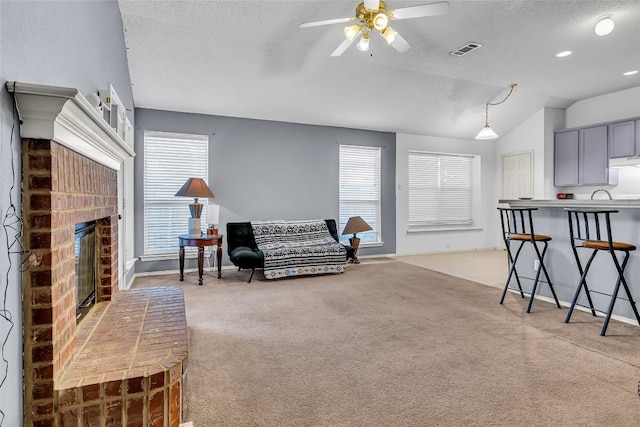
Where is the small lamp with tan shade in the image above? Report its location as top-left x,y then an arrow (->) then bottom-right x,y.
174,178 -> 215,235
342,216 -> 372,264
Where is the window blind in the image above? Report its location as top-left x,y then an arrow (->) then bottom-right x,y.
408,151 -> 473,227
144,131 -> 209,255
339,145 -> 381,244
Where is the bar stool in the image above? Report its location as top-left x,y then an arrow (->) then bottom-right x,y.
564,208 -> 640,336
498,207 -> 561,312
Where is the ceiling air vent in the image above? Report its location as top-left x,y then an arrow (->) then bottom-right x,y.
450,42 -> 483,57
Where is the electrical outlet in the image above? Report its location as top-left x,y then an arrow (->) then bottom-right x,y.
533,259 -> 540,271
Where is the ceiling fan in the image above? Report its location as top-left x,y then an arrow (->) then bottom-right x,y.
300,0 -> 450,57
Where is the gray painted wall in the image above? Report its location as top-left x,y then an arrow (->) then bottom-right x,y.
0,2 -> 132,424
134,108 -> 396,273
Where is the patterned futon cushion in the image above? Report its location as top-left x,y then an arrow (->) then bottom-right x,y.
251,219 -> 346,279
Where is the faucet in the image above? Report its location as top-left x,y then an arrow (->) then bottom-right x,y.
591,189 -> 612,200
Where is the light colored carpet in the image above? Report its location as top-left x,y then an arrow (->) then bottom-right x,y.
133,259 -> 640,426
393,249 -> 507,288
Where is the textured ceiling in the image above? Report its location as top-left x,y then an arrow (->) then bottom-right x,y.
118,0 -> 640,139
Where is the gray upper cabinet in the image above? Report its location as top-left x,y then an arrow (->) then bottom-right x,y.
554,125 -> 609,187
608,120 -> 636,158
554,129 -> 579,186
637,119 -> 640,155
580,125 -> 609,186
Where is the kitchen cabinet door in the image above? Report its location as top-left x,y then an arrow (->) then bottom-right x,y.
636,119 -> 640,155
580,125 -> 609,186
554,130 -> 579,186
608,120 -> 636,158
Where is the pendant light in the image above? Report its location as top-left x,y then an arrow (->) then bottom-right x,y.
475,83 -> 518,140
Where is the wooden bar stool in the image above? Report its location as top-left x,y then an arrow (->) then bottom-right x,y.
498,207 -> 561,312
565,208 -> 640,336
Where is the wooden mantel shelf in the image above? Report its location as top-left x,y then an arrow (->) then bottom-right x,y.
6,81 -> 135,170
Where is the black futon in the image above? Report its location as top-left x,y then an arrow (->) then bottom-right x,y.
226,219 -> 355,283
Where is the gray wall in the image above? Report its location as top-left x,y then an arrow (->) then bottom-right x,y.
134,108 -> 396,273
0,2 -> 132,424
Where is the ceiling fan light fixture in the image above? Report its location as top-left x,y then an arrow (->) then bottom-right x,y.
373,12 -> 388,31
595,15 -> 614,36
381,26 -> 398,44
363,0 -> 384,12
302,0 -> 449,57
357,33 -> 370,51
344,24 -> 362,41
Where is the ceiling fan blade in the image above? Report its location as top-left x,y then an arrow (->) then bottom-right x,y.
364,0 -> 380,11
390,33 -> 411,53
300,17 -> 352,28
390,2 -> 450,20
331,36 -> 358,57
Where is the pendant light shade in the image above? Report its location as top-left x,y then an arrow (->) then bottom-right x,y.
475,125 -> 499,140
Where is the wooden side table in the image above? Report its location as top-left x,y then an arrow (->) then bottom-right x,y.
178,234 -> 223,285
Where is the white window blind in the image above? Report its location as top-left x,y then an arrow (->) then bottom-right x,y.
408,151 -> 473,228
339,145 -> 381,244
144,131 -> 209,255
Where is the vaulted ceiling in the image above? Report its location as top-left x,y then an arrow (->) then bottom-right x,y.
118,0 -> 640,140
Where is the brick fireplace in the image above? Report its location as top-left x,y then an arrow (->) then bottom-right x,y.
11,83 -> 187,427
22,139 -> 120,415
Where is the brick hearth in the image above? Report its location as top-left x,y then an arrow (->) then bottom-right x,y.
55,287 -> 187,427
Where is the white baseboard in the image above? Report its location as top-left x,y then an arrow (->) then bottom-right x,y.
508,289 -> 639,327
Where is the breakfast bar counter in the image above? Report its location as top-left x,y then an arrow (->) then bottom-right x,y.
497,199 -> 640,326
499,198 -> 640,209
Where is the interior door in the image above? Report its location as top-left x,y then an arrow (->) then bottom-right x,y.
502,151 -> 533,199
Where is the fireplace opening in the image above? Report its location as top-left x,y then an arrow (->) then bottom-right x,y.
75,220 -> 97,323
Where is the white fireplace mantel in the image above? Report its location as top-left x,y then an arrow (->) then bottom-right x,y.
6,81 -> 135,170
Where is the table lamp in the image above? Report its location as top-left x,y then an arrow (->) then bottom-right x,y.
342,216 -> 372,263
175,178 -> 215,235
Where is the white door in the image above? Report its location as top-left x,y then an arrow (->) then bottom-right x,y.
502,151 -> 533,199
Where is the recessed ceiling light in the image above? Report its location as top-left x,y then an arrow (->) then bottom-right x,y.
623,70 -> 638,76
595,16 -> 615,36
555,51 -> 572,58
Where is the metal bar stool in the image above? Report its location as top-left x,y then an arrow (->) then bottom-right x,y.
498,207 -> 561,312
565,208 -> 640,336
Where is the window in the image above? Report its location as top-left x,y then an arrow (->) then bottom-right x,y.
144,131 -> 209,255
408,151 -> 474,229
339,145 -> 381,244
